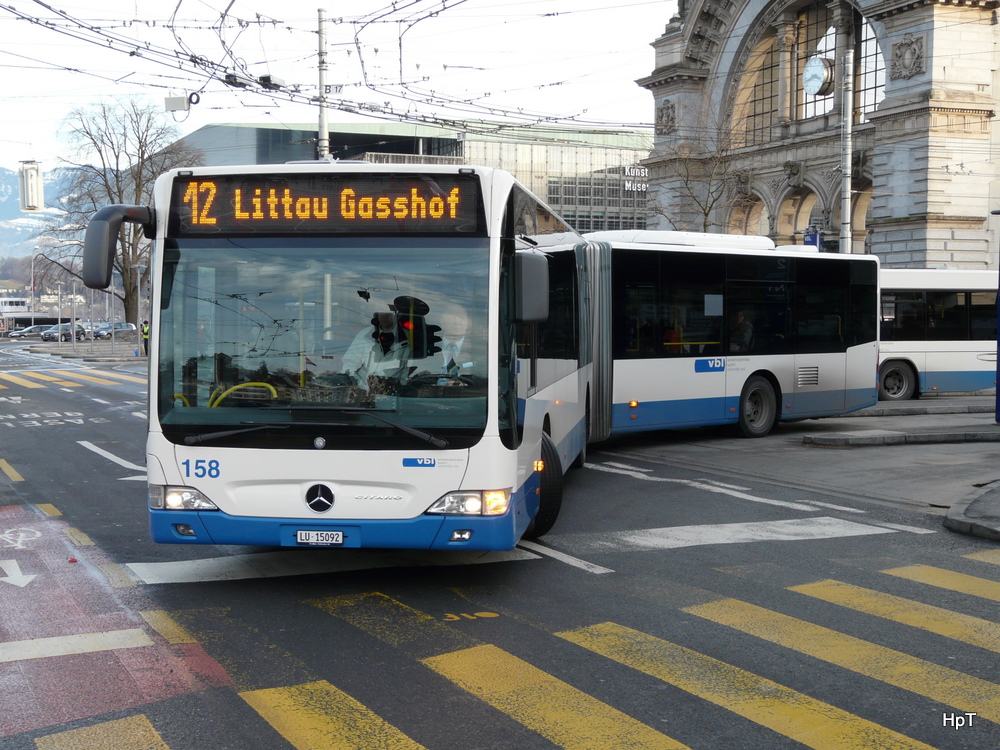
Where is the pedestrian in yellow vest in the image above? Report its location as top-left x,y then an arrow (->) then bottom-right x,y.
141,320 -> 150,356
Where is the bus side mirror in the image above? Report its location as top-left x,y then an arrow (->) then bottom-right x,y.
515,250 -> 549,323
82,205 -> 155,289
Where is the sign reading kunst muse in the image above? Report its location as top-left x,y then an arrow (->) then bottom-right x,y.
624,165 -> 649,194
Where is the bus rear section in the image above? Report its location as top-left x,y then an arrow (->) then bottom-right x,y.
584,231 -> 880,438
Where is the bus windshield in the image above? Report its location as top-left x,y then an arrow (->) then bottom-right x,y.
157,235 -> 490,450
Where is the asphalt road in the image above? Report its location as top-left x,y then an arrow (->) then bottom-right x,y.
1,344 -> 998,749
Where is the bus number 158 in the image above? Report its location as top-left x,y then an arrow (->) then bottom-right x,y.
182,459 -> 221,478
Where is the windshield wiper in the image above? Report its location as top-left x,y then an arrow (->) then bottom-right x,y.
262,405 -> 449,448
184,424 -> 290,445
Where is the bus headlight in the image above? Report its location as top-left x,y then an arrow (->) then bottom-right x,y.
149,485 -> 219,511
426,490 -> 510,516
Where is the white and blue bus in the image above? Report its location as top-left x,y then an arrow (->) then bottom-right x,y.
879,268 -> 997,400
82,163 -> 589,549
582,231 -> 881,438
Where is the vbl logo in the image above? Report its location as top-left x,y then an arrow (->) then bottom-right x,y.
695,358 -> 726,373
403,458 -> 436,467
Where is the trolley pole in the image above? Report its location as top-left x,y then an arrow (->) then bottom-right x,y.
992,208 -> 1000,423
317,8 -> 330,160
840,47 -> 854,254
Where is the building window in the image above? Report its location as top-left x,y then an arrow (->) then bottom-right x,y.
736,2 -> 884,144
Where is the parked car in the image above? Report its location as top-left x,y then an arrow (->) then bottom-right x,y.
7,324 -> 49,339
40,323 -> 88,342
93,322 -> 137,339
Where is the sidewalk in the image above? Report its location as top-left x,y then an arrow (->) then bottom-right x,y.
27,336 -> 147,363
805,395 -> 1000,543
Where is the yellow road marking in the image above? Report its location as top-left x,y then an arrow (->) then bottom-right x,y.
790,579 -> 1000,652
685,598 -> 1000,723
0,459 -> 24,481
882,564 -> 1000,602
241,680 -> 426,750
15,371 -> 83,386
48,369 -> 120,385
964,549 -> 1000,566
140,610 -> 197,644
35,715 -> 169,750
0,372 -> 45,388
423,644 -> 688,749
36,503 -> 62,516
93,370 -> 148,383
99,563 -> 137,588
0,629 -> 152,663
559,621 -> 933,750
64,527 -> 94,546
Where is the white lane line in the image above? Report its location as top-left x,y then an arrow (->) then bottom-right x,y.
0,628 -> 152,663
77,441 -> 145,472
868,521 -> 937,534
517,539 -> 614,575
127,547 -> 539,584
550,517 -> 898,553
799,500 -> 867,514
589,462 -> 820,512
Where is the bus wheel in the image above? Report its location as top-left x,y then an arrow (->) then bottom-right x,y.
524,434 -> 563,539
879,361 -> 916,401
738,375 -> 777,438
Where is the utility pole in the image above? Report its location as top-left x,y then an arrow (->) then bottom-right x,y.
840,46 -> 854,253
317,8 -> 330,160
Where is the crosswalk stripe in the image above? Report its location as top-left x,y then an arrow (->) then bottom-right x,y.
13,370 -> 82,386
93,370 -> 147,383
422,644 -> 689,750
48,369 -> 121,385
558,622 -> 933,750
963,549 -> 1000,566
240,680 -> 426,750
315,593 -> 689,748
789,579 -> 1000,653
882,564 -> 1000,602
685,598 -> 1000,723
0,372 -> 45,388
34,715 -> 169,750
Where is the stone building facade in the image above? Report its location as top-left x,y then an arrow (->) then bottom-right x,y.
640,0 -> 999,268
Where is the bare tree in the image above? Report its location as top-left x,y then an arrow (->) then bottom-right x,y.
648,111 -> 763,234
40,99 -> 202,324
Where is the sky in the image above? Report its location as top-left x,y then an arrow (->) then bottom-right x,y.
0,0 -> 676,172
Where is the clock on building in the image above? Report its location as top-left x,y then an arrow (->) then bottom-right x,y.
803,55 -> 835,96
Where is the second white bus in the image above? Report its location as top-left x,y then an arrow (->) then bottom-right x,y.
879,268 -> 997,400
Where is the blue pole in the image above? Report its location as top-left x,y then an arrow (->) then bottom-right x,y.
993,211 -> 1000,423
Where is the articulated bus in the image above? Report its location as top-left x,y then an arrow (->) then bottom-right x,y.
81,167 -> 883,550
582,230 -> 881,438
82,163 -> 589,550
879,268 -> 997,400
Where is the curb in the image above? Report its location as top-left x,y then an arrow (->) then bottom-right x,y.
944,485 -> 1000,542
804,430 -> 1000,446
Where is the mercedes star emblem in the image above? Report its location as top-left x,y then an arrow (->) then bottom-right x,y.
305,484 -> 335,513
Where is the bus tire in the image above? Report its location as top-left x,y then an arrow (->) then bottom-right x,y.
879,361 -> 916,401
738,375 -> 777,438
524,434 -> 563,539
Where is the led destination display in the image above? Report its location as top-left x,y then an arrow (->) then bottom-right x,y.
168,172 -> 484,236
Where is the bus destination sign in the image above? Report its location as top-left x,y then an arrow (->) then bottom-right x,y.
168,173 -> 484,236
